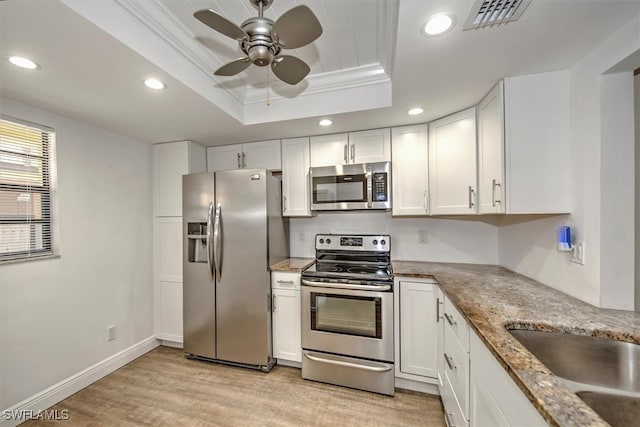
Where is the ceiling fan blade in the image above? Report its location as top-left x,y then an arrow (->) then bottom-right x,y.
194,9 -> 247,41
215,58 -> 252,76
271,55 -> 310,85
272,5 -> 323,49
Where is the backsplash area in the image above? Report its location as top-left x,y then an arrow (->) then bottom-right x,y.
289,212 -> 499,264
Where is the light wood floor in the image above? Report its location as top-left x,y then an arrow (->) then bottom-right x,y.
23,346 -> 446,426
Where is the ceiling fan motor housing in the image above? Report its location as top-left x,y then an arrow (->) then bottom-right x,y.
241,17 -> 280,66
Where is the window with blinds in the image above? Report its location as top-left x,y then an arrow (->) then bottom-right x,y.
0,116 -> 58,262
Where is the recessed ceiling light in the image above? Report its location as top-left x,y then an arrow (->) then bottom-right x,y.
408,107 -> 424,116
319,119 -> 332,126
144,78 -> 166,90
422,14 -> 455,36
8,55 -> 38,70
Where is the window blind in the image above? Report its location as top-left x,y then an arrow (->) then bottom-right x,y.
0,116 -> 57,262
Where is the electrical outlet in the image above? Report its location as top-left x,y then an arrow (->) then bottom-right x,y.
418,230 -> 428,244
107,325 -> 116,342
570,242 -> 585,265
298,231 -> 305,243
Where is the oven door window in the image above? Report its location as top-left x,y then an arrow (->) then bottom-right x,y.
312,175 -> 367,204
310,292 -> 382,339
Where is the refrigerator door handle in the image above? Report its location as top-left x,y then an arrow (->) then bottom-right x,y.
213,201 -> 222,280
206,202 -> 214,278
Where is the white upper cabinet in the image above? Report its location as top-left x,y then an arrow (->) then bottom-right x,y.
503,70 -> 571,214
243,140 -> 282,170
391,124 -> 429,216
281,137 -> 312,217
477,70 -> 571,214
348,128 -> 391,164
477,81 -> 505,214
207,140 -> 281,172
310,133 -> 349,167
153,141 -> 207,217
428,107 -> 478,215
310,129 -> 390,167
206,144 -> 239,172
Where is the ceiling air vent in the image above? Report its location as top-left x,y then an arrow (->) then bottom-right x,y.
463,0 -> 532,30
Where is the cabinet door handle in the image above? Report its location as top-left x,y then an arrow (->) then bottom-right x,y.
237,153 -> 241,169
423,190 -> 429,212
444,312 -> 456,326
276,280 -> 295,286
343,144 -> 348,163
350,144 -> 355,162
436,297 -> 441,322
242,152 -> 246,168
283,195 -> 287,212
492,179 -> 501,207
468,186 -> 475,209
444,352 -> 456,370
272,294 -> 276,312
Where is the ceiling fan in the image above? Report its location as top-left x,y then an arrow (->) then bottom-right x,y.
194,0 -> 323,85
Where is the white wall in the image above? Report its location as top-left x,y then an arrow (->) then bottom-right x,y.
635,72 -> 640,312
499,15 -> 640,309
290,213 -> 499,264
0,98 -> 154,410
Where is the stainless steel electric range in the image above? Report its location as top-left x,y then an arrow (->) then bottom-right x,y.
300,234 -> 394,396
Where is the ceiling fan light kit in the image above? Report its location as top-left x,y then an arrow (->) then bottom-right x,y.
194,0 -> 323,85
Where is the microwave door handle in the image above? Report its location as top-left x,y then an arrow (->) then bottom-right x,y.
206,202 -> 214,278
366,168 -> 373,208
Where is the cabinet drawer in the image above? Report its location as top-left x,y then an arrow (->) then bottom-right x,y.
444,297 -> 469,352
271,271 -> 301,290
444,320 -> 470,418
442,369 -> 470,427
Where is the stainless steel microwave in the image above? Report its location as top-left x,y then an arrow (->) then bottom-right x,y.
309,161 -> 391,211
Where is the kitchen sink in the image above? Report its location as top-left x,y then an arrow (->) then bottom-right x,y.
508,329 -> 640,392
575,391 -> 640,427
508,329 -> 640,427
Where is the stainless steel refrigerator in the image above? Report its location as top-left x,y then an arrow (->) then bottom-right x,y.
182,169 -> 288,372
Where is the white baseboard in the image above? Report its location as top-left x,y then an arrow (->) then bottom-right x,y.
395,377 -> 440,395
160,339 -> 183,349
275,359 -> 301,368
1,336 -> 159,427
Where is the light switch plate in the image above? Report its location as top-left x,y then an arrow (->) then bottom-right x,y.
570,241 -> 585,265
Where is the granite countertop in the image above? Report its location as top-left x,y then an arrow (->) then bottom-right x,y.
392,260 -> 640,427
270,257 -> 315,272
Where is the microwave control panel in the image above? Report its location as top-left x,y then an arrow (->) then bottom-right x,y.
373,173 -> 388,202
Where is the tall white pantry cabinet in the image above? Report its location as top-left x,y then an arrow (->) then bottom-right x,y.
153,141 -> 206,344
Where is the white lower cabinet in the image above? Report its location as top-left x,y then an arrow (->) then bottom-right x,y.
469,331 -> 546,427
154,217 -> 184,343
441,295 -> 471,426
436,286 -> 445,388
394,278 -> 439,383
271,272 -> 302,363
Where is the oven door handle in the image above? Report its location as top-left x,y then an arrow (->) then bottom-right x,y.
303,352 -> 393,372
301,279 -> 391,291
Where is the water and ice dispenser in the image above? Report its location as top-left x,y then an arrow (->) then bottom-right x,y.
187,222 -> 208,263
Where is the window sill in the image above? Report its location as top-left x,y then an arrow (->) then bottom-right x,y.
0,254 -> 61,266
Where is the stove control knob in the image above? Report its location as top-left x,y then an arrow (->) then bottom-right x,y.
373,239 -> 378,245
381,239 -> 386,245
326,238 -> 332,244
319,239 -> 325,244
